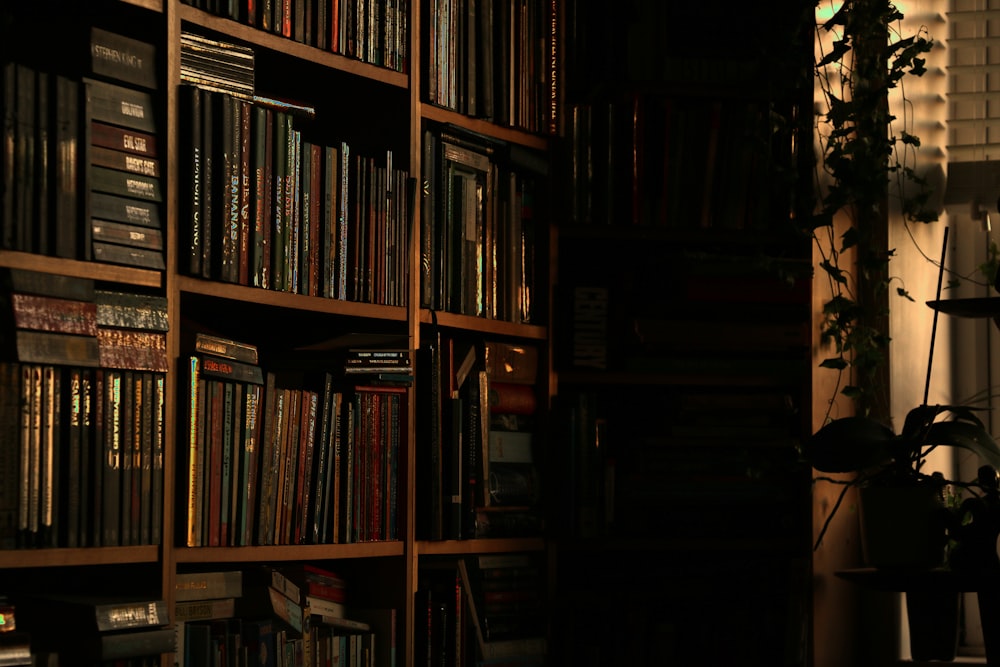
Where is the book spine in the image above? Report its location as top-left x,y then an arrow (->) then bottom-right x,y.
90,191 -> 161,228
10,294 -> 98,336
91,219 -> 164,250
92,241 -> 166,270
83,78 -> 157,133
194,332 -> 259,364
15,330 -> 100,368
89,27 -> 158,90
89,121 -> 158,157
199,354 -> 264,385
95,290 -> 169,331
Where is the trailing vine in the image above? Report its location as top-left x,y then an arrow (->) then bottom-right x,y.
810,0 -> 937,419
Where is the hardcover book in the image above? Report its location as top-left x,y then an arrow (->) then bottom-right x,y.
94,290 -> 168,332
176,569 -> 244,601
5,269 -> 95,301
90,121 -> 157,157
96,327 -> 168,372
89,27 -> 158,90
83,77 -> 157,133
9,293 -> 98,336
18,594 -> 169,632
92,241 -> 165,271
90,191 -> 161,228
91,219 -> 164,251
14,330 -> 100,367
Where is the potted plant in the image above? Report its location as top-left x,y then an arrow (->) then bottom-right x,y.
806,403 -> 1000,568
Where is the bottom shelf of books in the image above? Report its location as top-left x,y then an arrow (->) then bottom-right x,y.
173,559 -> 403,667
417,552 -> 548,667
0,563 -> 171,666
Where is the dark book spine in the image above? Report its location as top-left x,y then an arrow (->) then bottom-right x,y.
151,373 -> 164,545
6,267 -> 96,301
200,87 -> 214,279
0,363 -> 20,548
89,145 -> 160,177
89,27 -> 158,91
103,370 -> 122,546
179,84 -> 203,276
53,75 -> 81,259
90,191 -> 161,228
39,365 -> 59,547
33,70 -> 49,256
99,627 -> 176,660
92,241 -> 166,270
2,63 -> 16,250
252,104 -> 272,289
89,121 -> 157,157
97,328 -> 168,372
10,293 -> 98,336
14,64 -> 35,254
194,332 -> 259,363
139,371 -> 153,545
83,78 -> 157,133
118,370 -> 134,546
91,219 -> 163,250
95,290 -> 169,332
15,330 -> 100,367
238,98 -> 252,286
199,353 -> 264,385
89,165 -> 162,202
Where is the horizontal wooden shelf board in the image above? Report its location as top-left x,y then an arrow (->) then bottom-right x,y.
0,250 -> 163,288
178,4 -> 408,89
0,546 -> 160,568
420,310 -> 547,340
177,275 -> 408,320
173,542 -> 404,563
416,538 -> 546,556
421,104 -> 551,151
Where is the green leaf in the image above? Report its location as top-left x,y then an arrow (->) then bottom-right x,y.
820,357 -> 848,370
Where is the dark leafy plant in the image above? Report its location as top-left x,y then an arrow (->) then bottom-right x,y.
806,404 -> 1000,549
811,0 -> 937,417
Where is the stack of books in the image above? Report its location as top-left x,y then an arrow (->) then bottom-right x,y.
85,27 -> 165,270
180,31 -> 255,99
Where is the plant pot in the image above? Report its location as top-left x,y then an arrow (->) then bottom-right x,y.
859,483 -> 948,569
906,588 -> 960,662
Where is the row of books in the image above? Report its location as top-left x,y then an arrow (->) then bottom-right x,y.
0,363 -> 166,550
2,594 -> 174,665
566,95 -> 784,232
416,553 -> 546,666
1,28 -> 166,270
178,83 -> 413,305
185,335 -> 407,547
425,0 -> 553,134
420,124 -> 543,324
0,269 -> 168,549
417,336 -> 542,542
175,565 -> 397,667
180,0 -> 409,74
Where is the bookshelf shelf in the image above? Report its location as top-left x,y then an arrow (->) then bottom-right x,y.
0,546 -> 161,569
419,310 -> 548,341
0,252 -> 164,289
420,104 -> 550,151
177,275 -> 409,322
416,538 -> 545,557
173,542 -> 405,563
177,5 -> 409,89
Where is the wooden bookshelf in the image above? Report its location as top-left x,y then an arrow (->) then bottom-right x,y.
0,0 -> 556,665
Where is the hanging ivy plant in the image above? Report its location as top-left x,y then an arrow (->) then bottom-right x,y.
810,0 -> 937,417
